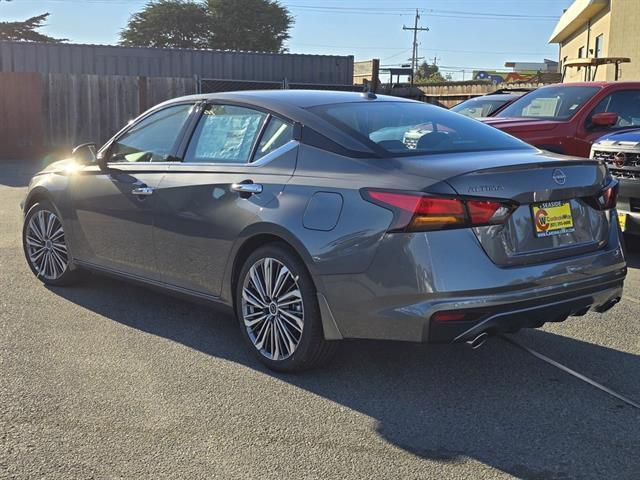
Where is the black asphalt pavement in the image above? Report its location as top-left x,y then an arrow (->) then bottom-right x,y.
2,160 -> 639,479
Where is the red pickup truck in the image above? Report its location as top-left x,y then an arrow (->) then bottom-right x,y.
482,82 -> 640,158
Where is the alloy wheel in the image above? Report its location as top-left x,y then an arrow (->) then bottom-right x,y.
241,257 -> 304,361
25,210 -> 69,281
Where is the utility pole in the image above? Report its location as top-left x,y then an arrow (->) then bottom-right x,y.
403,9 -> 429,84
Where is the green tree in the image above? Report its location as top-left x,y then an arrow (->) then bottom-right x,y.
206,0 -> 292,52
0,13 -> 66,43
120,0 -> 293,53
120,0 -> 210,49
414,61 -> 446,84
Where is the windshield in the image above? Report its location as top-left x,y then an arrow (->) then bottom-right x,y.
310,101 -> 530,156
498,85 -> 600,120
451,98 -> 510,118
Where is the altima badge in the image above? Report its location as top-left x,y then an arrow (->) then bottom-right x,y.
552,169 -> 567,185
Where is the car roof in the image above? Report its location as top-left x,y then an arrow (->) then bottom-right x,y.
540,81 -> 640,88
161,89 -> 415,110
464,94 -> 520,102
152,90 -> 421,156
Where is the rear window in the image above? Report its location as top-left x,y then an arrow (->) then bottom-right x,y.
498,85 -> 600,120
451,98 -> 510,118
309,101 -> 529,156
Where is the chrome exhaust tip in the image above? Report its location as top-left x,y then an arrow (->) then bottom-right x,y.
595,297 -> 621,313
465,332 -> 489,350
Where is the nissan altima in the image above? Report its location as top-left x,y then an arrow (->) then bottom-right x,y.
21,90 -> 627,371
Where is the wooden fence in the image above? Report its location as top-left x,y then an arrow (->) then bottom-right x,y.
381,81 -> 548,108
0,73 -> 45,159
1,72 -> 197,159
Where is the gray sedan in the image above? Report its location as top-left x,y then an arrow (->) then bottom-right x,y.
21,90 -> 627,371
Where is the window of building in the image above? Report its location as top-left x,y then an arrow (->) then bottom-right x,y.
577,47 -> 585,72
595,35 -> 604,58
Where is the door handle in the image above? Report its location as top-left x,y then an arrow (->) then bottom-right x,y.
131,187 -> 154,196
231,182 -> 263,195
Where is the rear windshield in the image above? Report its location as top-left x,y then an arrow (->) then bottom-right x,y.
451,98 -> 510,118
498,85 -> 600,120
309,101 -> 529,156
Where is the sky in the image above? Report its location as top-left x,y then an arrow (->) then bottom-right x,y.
0,0 -> 575,80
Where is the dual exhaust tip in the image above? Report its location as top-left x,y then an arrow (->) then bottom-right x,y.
465,332 -> 489,350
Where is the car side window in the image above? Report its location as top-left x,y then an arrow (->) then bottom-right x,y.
253,117 -> 294,162
589,90 -> 640,128
184,105 -> 267,164
109,104 -> 194,163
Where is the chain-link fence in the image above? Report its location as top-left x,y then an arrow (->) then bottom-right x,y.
198,78 -> 364,94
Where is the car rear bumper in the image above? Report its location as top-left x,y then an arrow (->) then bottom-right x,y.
428,280 -> 623,344
318,224 -> 626,343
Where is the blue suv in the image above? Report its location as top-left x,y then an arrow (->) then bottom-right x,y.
592,129 -> 640,236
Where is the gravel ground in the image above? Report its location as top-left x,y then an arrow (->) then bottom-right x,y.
1,160 -> 639,479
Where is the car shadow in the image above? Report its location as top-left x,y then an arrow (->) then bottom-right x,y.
47,275 -> 640,479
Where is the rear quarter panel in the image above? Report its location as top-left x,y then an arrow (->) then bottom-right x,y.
223,144 -> 449,301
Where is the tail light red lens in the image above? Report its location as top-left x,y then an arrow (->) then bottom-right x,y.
586,181 -> 619,211
431,311 -> 468,322
600,182 -> 618,210
467,200 -> 507,224
362,189 -> 516,232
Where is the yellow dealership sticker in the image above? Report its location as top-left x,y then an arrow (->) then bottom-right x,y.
531,201 -> 575,238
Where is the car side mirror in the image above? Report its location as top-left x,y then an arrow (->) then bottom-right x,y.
591,112 -> 618,128
71,143 -> 98,165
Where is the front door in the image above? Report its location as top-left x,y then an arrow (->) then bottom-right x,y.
68,103 -> 196,278
578,89 -> 640,156
151,104 -> 297,297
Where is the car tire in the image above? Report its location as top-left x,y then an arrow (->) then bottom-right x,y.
235,243 -> 338,372
22,200 -> 89,286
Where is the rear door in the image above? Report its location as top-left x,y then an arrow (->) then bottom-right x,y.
152,104 -> 297,297
68,103 -> 196,278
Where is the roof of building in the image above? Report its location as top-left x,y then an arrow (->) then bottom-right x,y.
549,0 -> 609,44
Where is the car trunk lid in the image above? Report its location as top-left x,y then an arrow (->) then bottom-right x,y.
402,150 -> 612,266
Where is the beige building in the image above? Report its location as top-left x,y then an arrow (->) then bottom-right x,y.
549,0 -> 640,82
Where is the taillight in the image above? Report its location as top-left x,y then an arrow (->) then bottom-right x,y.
431,311 -> 468,322
587,181 -> 619,210
600,182 -> 619,210
362,189 -> 516,232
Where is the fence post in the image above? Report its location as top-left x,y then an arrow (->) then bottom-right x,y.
371,59 -> 380,93
138,76 -> 148,113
